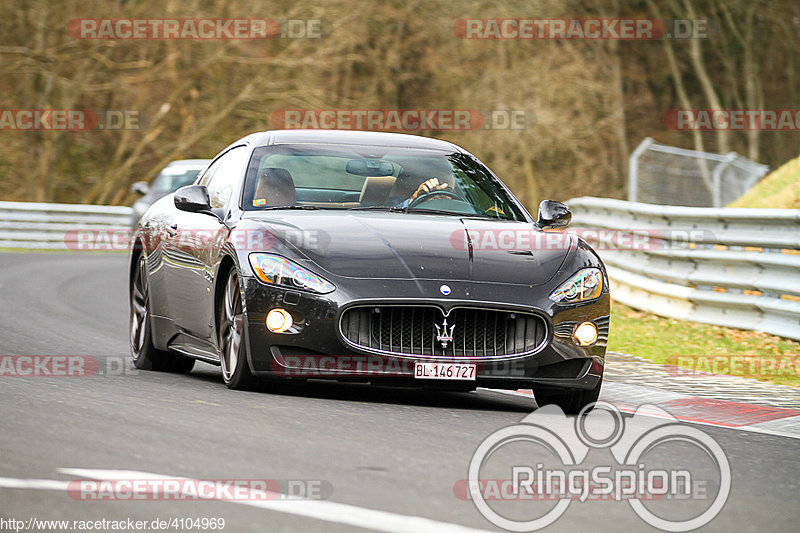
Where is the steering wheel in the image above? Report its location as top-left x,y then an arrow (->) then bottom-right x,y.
408,189 -> 464,208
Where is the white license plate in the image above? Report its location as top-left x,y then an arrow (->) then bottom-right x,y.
414,362 -> 476,380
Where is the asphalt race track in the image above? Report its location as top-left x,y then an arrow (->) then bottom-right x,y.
1,252 -> 798,532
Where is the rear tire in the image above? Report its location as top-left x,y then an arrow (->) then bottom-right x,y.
218,268 -> 259,390
130,255 -> 195,374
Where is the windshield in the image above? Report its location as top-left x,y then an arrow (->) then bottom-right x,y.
242,144 -> 526,221
153,166 -> 205,194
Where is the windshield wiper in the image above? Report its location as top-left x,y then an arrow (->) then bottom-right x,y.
256,205 -> 319,211
347,205 -> 408,212
349,205 -> 493,218
404,207 -> 492,218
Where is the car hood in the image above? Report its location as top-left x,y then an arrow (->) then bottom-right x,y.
240,211 -> 573,286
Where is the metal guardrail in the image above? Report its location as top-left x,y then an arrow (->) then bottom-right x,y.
568,197 -> 800,341
2,198 -> 798,341
0,201 -> 132,250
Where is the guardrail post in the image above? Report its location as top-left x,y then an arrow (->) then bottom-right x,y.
711,153 -> 737,208
628,137 -> 654,203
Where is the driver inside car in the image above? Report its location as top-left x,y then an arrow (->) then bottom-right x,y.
387,159 -> 457,208
404,177 -> 450,205
390,173 -> 506,216
388,176 -> 451,208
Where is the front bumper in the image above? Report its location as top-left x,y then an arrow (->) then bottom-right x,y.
240,276 -> 608,392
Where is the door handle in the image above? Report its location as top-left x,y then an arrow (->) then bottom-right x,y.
167,223 -> 178,237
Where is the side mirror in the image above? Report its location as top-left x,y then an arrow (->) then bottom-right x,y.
174,185 -> 212,213
536,200 -> 571,229
131,181 -> 150,196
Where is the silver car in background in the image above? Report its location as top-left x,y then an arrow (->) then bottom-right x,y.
130,159 -> 211,227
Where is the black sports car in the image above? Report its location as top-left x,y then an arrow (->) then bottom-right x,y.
129,130 -> 609,413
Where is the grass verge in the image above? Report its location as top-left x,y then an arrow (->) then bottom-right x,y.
730,153 -> 800,208
608,302 -> 800,387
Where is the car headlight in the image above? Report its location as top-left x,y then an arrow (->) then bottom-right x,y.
248,253 -> 335,294
549,268 -> 603,303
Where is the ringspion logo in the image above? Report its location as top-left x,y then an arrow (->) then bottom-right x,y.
463,402 -> 730,531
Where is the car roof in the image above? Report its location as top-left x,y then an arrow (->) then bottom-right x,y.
231,130 -> 464,152
165,159 -> 213,167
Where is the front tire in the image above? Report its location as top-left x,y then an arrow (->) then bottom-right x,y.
130,254 -> 195,373
218,269 -> 259,390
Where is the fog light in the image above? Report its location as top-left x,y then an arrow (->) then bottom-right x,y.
266,308 -> 293,333
574,322 -> 598,346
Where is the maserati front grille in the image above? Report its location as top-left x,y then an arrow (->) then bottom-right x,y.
339,305 -> 547,358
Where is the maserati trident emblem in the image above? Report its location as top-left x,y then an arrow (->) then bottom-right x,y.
435,318 -> 456,349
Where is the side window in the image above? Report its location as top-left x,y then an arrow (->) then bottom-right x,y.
198,158 -> 222,186
204,146 -> 249,209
